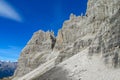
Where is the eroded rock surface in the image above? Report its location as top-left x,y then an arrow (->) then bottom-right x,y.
14,30 -> 56,77
13,0 -> 120,80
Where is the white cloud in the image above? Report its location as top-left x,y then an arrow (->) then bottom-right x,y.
0,0 -> 22,22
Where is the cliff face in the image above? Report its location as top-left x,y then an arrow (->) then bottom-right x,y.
86,0 -> 120,68
14,30 -> 56,77
13,0 -> 120,80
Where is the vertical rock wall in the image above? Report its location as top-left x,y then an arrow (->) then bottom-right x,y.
13,0 -> 120,79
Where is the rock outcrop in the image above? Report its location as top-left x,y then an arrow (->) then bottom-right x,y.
13,0 -> 120,80
14,30 -> 56,77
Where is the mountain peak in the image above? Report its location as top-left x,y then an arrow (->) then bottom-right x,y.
12,0 -> 120,80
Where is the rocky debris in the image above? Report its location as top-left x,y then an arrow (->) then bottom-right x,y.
34,48 -> 120,80
13,0 -> 120,80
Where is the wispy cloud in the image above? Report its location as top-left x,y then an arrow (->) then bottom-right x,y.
0,0 -> 23,22
0,56 -> 17,62
0,46 -> 22,61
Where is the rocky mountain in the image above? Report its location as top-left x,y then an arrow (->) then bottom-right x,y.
0,60 -> 17,79
12,0 -> 120,80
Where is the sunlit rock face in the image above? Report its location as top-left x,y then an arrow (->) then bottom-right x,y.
14,30 -> 56,77
86,0 -> 120,20
13,0 -> 120,80
55,0 -> 120,65
88,8 -> 120,68
87,0 -> 120,68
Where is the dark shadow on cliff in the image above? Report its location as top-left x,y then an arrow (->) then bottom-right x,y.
34,66 -> 73,80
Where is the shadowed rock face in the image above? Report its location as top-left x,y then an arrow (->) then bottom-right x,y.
13,0 -> 120,79
33,67 -> 72,80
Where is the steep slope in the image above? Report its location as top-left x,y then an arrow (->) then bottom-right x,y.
34,49 -> 120,80
14,30 -> 56,77
13,0 -> 120,80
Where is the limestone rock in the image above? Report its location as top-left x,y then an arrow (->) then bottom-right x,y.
13,0 -> 120,80
14,30 -> 56,77
89,8 -> 120,68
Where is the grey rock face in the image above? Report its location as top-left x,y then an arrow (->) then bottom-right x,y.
89,9 -> 120,68
14,30 -> 56,77
13,0 -> 120,79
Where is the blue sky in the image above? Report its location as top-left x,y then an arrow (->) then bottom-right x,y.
0,0 -> 88,61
